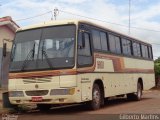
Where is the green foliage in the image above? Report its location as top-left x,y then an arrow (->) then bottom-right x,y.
154,58 -> 160,76
155,64 -> 160,76
155,57 -> 160,63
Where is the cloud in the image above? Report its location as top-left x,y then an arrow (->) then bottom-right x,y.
57,0 -> 90,4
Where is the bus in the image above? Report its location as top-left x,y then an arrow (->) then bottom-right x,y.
8,20 -> 155,110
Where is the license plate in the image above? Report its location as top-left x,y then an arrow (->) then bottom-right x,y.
32,97 -> 43,102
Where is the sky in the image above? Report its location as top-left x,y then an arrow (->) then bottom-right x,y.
0,0 -> 160,59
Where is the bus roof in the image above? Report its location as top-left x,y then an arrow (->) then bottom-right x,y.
17,19 -> 79,31
17,19 -> 151,45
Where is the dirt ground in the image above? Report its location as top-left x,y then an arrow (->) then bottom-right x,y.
0,90 -> 2,109
1,89 -> 160,120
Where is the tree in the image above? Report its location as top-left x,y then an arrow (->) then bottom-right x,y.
154,58 -> 160,86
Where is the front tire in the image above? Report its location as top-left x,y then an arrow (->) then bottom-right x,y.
89,84 -> 102,110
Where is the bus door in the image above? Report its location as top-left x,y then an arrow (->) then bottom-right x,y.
77,26 -> 93,101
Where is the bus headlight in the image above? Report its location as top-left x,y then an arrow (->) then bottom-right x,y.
9,91 -> 24,97
50,88 -> 75,95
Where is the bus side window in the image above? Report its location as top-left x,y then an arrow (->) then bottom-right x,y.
122,38 -> 132,56
141,44 -> 149,59
148,46 -> 153,59
78,32 -> 93,67
108,34 -> 121,54
133,42 -> 141,57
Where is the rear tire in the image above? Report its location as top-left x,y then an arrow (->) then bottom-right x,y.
88,84 -> 102,110
135,82 -> 142,101
37,104 -> 51,112
127,82 -> 142,101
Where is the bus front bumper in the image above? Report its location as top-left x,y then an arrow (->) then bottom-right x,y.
9,88 -> 82,105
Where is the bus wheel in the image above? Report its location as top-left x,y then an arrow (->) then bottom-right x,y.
135,82 -> 142,100
89,83 -> 101,110
127,82 -> 142,101
37,104 -> 51,112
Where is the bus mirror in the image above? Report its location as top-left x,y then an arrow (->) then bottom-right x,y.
3,43 -> 7,57
78,33 -> 85,49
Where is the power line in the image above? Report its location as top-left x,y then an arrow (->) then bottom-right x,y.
59,10 -> 127,27
12,8 -> 160,33
128,0 -> 131,34
7,10 -> 160,58
59,10 -> 160,33
151,43 -> 160,45
13,10 -> 160,47
15,11 -> 52,21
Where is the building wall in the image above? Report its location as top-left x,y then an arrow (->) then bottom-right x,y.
0,48 -> 2,84
0,25 -> 15,86
0,25 -> 15,48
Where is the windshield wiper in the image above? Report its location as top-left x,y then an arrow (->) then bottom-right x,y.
20,43 -> 35,71
41,48 -> 53,69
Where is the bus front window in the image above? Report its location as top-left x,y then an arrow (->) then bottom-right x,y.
10,25 -> 76,72
40,38 -> 74,59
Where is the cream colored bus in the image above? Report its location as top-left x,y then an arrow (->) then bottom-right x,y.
8,20 -> 155,110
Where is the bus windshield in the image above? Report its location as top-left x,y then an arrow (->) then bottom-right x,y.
10,25 -> 76,72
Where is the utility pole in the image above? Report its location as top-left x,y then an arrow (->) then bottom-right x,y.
128,0 -> 131,35
51,11 -> 54,20
54,8 -> 59,20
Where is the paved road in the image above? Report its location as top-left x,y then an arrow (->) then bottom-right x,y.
6,89 -> 160,120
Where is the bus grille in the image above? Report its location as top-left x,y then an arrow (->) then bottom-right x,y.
25,90 -> 49,96
23,77 -> 52,84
